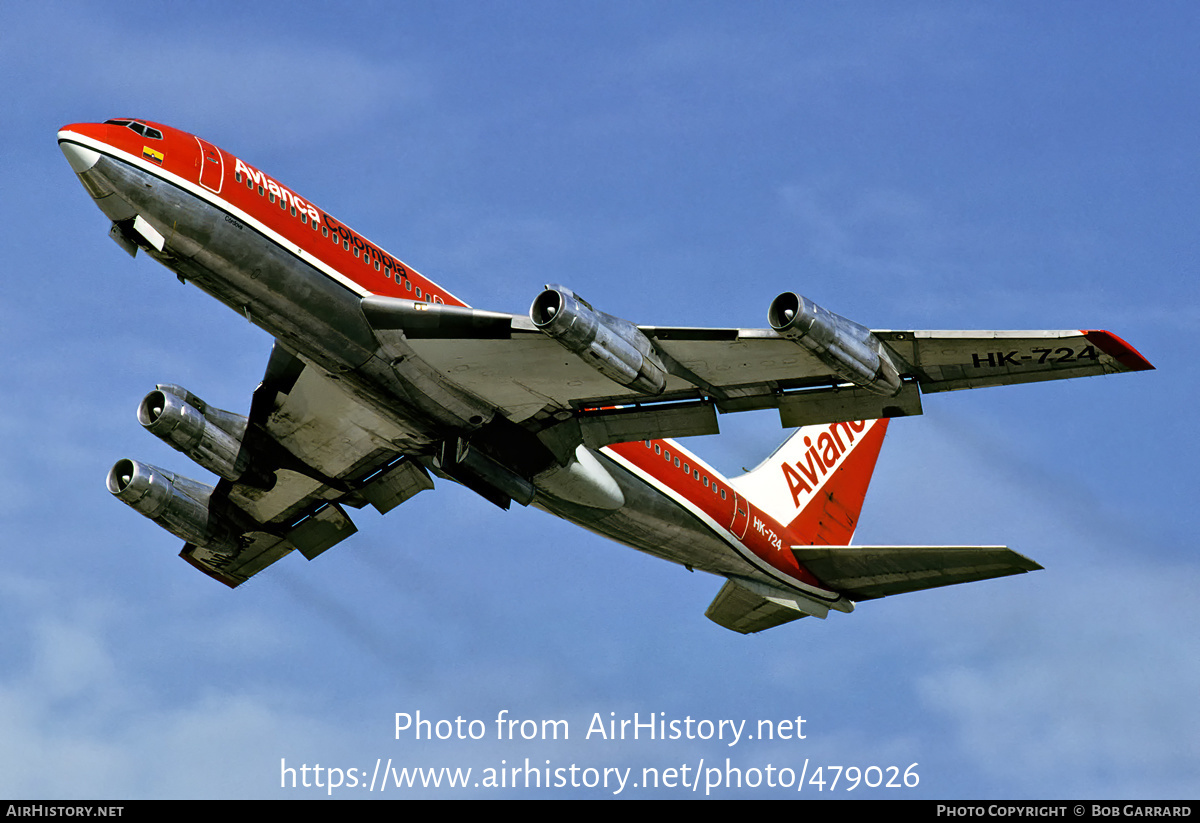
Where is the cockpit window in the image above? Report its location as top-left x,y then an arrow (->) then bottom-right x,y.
104,119 -> 162,140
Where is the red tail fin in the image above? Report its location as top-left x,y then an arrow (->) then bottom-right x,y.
728,418 -> 889,546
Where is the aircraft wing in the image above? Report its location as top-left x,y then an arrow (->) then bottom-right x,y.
872,328 -> 1154,392
365,291 -> 1153,445
125,343 -> 434,587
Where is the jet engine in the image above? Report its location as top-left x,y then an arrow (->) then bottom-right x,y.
530,284 -> 668,395
768,292 -> 903,397
138,385 -> 275,490
106,458 -> 241,553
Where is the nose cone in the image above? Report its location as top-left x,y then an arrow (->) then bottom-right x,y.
58,126 -> 101,172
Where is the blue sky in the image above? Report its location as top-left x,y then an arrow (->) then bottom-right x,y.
2,1 -> 1196,798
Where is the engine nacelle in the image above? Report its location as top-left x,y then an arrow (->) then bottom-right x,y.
531,285 -> 668,395
768,292 -> 903,397
138,385 -> 275,489
106,458 -> 240,552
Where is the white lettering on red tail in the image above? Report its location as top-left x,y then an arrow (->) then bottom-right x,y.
728,419 -> 880,529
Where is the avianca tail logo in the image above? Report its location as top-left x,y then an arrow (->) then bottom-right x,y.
728,418 -> 888,534
780,420 -> 868,507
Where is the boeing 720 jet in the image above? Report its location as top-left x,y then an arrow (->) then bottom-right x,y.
58,118 -> 1153,633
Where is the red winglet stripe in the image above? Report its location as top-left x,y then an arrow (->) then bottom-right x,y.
180,548 -> 241,588
1082,330 -> 1155,372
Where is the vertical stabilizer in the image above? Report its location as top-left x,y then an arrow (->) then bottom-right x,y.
727,418 -> 888,546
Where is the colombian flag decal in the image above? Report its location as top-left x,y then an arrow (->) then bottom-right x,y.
143,146 -> 164,165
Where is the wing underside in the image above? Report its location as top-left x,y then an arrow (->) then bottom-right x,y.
175,343 -> 435,586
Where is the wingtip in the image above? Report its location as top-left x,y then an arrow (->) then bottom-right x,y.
180,546 -> 243,588
1082,330 -> 1154,372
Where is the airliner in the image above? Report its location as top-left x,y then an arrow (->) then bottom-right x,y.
58,118 -> 1153,633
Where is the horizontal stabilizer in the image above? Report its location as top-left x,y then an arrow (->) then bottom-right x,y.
791,545 -> 1042,601
705,577 -> 841,634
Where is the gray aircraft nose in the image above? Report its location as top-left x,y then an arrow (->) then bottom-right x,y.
59,133 -> 100,173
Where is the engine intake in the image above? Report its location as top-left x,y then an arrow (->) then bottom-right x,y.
531,285 -> 667,395
106,458 -> 240,553
768,292 -> 903,397
138,385 -> 275,489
